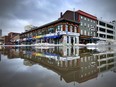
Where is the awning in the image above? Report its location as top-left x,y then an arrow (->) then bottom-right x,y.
44,35 -> 62,39
35,35 -> 43,39
26,38 -> 33,41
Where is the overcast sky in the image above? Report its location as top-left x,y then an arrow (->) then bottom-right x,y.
0,0 -> 116,35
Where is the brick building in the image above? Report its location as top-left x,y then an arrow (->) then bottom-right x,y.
2,32 -> 20,45
60,10 -> 97,44
20,18 -> 80,46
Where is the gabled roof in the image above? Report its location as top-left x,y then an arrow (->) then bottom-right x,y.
59,10 -> 97,21
59,10 -> 77,21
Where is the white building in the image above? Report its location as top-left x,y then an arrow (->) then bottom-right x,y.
111,20 -> 116,44
97,19 -> 115,45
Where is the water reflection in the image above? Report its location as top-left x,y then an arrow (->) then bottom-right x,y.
0,46 -> 116,86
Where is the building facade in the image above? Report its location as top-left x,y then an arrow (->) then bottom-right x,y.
97,19 -> 115,45
60,10 -> 98,44
20,18 -> 80,46
2,32 -> 20,45
11,34 -> 20,45
3,9 -> 115,45
111,20 -> 116,44
77,10 -> 97,44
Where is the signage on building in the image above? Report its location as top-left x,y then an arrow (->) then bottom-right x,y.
90,26 -> 96,31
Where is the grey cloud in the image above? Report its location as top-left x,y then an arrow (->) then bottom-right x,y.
82,0 -> 116,21
0,0 -> 65,35
0,0 -> 116,35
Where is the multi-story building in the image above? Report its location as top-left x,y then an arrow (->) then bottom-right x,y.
97,19 -> 115,45
2,36 -> 9,45
93,47 -> 116,72
9,32 -> 20,45
20,18 -> 80,46
77,10 -> 97,44
60,10 -> 98,44
111,20 -> 116,44
7,9 -> 115,45
2,32 -> 20,45
11,34 -> 20,45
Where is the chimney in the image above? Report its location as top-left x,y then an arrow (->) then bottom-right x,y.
60,12 -> 63,18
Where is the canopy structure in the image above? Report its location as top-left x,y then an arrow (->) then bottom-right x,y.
44,35 -> 62,39
35,35 -> 43,39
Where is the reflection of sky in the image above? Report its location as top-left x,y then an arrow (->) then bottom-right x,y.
0,53 -> 1,61
0,47 -> 116,87
0,55 -> 73,87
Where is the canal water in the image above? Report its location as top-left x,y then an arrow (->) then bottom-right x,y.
0,46 -> 116,87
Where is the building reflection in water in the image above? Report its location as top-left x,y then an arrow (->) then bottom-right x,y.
0,46 -> 2,61
0,46 -> 116,84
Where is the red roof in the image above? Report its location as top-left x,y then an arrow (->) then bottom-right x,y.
77,10 -> 97,20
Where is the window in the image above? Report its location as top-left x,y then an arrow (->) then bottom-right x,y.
65,25 -> 68,31
70,26 -> 73,32
84,30 -> 86,35
48,28 -> 54,33
94,32 -> 96,37
84,23 -> 86,26
81,30 -> 83,35
91,20 -> 92,22
61,25 -> 63,31
84,17 -> 86,20
57,25 -> 61,31
90,31 -> 92,36
99,21 -> 105,26
88,18 -> 89,21
81,22 -> 83,26
81,16 -> 83,19
91,25 -> 93,28
88,32 -> 90,36
74,27 -> 77,33
88,24 -> 90,28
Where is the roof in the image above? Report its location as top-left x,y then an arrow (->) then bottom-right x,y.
21,18 -> 80,35
60,10 -> 97,21
8,32 -> 20,34
35,18 -> 79,29
77,10 -> 97,20
59,10 -> 78,21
